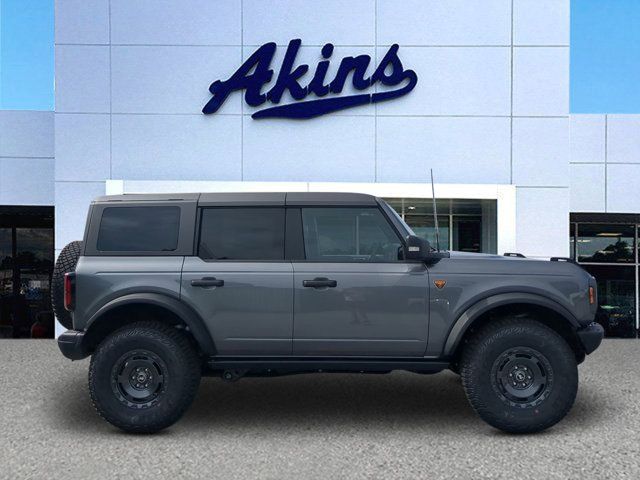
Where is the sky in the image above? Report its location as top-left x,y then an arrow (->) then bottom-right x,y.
0,0 -> 639,113
570,0 -> 640,113
0,0 -> 54,110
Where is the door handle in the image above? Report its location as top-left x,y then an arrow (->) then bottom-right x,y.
191,277 -> 224,288
303,277 -> 337,288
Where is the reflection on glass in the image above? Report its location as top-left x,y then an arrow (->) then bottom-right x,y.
0,225 -> 54,339
302,208 -> 403,262
15,229 -> 54,338
0,228 -> 13,339
584,265 -> 636,338
384,198 -> 497,253
405,215 -> 450,251
577,224 -> 635,263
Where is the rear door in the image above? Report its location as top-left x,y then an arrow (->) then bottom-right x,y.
181,206 -> 293,355
292,206 -> 429,356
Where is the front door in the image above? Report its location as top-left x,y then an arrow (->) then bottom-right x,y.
292,207 -> 429,356
181,207 -> 293,355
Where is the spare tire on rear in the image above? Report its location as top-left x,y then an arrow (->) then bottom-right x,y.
51,241 -> 83,330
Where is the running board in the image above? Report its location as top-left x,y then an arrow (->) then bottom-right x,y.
207,356 -> 450,374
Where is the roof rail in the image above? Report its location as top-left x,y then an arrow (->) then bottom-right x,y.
550,257 -> 577,264
503,252 -> 526,258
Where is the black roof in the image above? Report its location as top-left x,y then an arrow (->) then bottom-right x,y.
94,192 -> 378,206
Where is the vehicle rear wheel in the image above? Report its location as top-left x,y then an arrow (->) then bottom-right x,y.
51,240 -> 83,329
89,321 -> 201,433
460,318 -> 578,434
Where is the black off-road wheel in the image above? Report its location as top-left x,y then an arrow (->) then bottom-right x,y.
460,318 -> 578,434
51,240 -> 83,329
89,321 -> 201,433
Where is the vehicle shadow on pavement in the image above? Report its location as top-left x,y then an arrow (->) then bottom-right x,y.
50,369 -> 610,435
185,371 -> 610,435
184,371 -> 475,431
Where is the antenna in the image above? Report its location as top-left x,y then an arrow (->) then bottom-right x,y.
430,169 -> 440,252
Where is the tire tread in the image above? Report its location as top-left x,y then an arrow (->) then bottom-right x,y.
460,317 -> 578,434
88,321 -> 201,433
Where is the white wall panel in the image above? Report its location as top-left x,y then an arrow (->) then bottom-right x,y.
375,46 -> 510,116
243,0 -> 375,46
111,46 -> 242,114
111,114 -> 241,181
513,47 -> 569,116
607,164 -> 640,212
570,164 -> 605,212
111,0 -> 241,46
55,0 -> 109,44
55,114 -> 110,181
0,158 -> 54,205
0,111 -> 54,157
606,115 -> 640,164
512,117 -> 570,187
55,45 -> 110,113
377,116 -> 510,184
0,111 -> 54,206
243,116 -> 375,182
513,0 -> 569,46
570,115 -> 605,164
516,187 -> 569,257
377,0 -> 510,46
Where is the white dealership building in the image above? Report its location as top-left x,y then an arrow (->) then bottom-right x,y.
0,0 -> 639,338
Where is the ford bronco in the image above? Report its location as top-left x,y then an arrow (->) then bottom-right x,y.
54,192 -> 603,433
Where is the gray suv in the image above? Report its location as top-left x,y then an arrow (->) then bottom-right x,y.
54,192 -> 603,434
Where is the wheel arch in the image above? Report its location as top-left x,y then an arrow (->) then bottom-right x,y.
444,293 -> 585,363
83,293 -> 215,356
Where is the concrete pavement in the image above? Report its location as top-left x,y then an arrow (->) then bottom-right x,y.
0,339 -> 638,479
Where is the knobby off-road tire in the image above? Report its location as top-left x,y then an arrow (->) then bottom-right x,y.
51,240 -> 83,329
460,318 -> 578,434
89,321 -> 201,433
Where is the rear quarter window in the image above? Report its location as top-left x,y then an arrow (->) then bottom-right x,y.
97,206 -> 180,252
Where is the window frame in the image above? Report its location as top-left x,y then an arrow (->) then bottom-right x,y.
297,206 -> 408,264
196,206 -> 289,263
84,201 -> 196,257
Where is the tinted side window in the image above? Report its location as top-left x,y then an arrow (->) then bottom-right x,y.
97,206 -> 180,252
199,208 -> 285,260
301,208 -> 403,262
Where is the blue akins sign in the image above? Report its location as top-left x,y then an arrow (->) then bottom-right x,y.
202,39 -> 417,120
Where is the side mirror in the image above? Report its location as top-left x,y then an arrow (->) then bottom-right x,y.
405,235 -> 450,262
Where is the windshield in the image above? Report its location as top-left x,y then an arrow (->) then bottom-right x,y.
379,199 -> 416,236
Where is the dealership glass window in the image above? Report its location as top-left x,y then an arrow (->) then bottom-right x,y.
301,208 -> 403,262
570,218 -> 639,338
583,265 -> 636,338
384,198 -> 497,253
199,208 -> 285,261
97,206 -> 180,252
0,207 -> 54,339
0,228 -> 13,339
576,224 -> 634,263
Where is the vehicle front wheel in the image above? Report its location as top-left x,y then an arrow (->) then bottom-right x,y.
460,318 -> 578,434
89,321 -> 201,433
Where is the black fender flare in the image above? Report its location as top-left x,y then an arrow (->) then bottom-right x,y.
442,292 -> 580,357
86,293 -> 215,355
